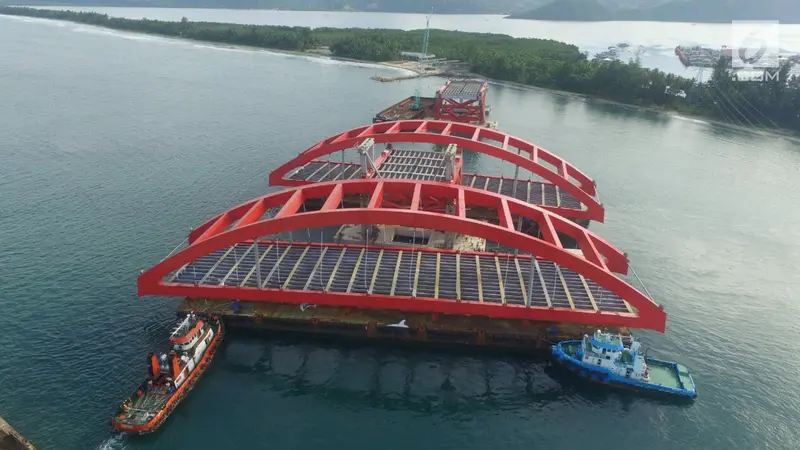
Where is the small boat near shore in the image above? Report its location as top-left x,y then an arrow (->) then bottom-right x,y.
552,330 -> 697,400
111,313 -> 224,434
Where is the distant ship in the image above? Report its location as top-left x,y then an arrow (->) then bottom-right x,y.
674,45 -> 730,68
594,45 -> 619,61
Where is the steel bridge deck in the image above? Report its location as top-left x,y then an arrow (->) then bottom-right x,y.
287,160 -> 363,183
376,150 -> 448,181
286,149 -> 451,183
461,174 -> 581,210
286,155 -> 582,210
171,242 -> 631,314
440,81 -> 484,99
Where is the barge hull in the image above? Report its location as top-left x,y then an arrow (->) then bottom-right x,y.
373,96 -> 436,123
179,298 -> 628,353
0,417 -> 36,450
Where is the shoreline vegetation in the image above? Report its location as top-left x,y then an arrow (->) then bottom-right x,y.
2,6 -> 798,132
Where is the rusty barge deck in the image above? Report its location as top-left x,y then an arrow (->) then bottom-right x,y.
374,80 -> 496,128
373,96 -> 436,123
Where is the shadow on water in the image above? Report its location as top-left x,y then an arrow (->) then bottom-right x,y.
699,120 -> 800,146
702,122 -> 755,142
551,94 -> 569,116
218,331 -> 693,414
101,330 -> 694,449
460,149 -> 483,170
583,99 -> 671,126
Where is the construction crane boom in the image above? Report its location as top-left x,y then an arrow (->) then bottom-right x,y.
412,10 -> 432,111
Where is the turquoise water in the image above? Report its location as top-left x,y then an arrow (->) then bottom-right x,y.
1,13 -> 800,450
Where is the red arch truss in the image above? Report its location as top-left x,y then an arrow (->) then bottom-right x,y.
140,180 -> 664,332
269,120 -> 604,223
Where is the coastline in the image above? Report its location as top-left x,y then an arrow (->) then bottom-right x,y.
370,52 -> 798,140
483,77 -> 800,140
1,10 -> 796,139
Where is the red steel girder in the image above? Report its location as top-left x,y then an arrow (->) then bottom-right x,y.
436,98 -> 484,123
146,179 -> 665,332
435,80 -> 487,124
269,120 -> 603,222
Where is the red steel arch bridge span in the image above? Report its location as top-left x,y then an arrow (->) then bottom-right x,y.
139,179 -> 665,332
269,120 -> 604,224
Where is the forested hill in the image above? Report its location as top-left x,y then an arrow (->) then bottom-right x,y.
509,0 -> 800,23
511,0 -> 613,20
0,0 -> 545,14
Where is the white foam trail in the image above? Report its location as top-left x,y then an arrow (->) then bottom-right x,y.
192,44 -> 252,53
670,114 -> 710,125
96,434 -> 126,450
72,26 -> 167,43
257,51 -> 412,73
0,14 -> 66,26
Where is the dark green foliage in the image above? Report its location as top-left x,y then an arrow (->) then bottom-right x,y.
3,6 -> 797,130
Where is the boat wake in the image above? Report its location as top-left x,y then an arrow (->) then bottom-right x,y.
249,49 -> 413,74
0,14 -> 66,26
670,114 -> 710,125
192,44 -> 254,54
72,25 -> 177,44
96,434 -> 126,450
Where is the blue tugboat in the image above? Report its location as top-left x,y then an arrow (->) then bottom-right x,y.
552,330 -> 697,400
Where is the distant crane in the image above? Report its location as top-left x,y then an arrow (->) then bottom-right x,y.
633,45 -> 645,66
411,11 -> 432,111
421,14 -> 431,57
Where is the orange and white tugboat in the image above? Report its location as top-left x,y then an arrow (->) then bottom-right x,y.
111,312 -> 224,434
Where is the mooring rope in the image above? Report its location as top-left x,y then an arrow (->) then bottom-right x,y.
161,236 -> 189,262
629,262 -> 657,304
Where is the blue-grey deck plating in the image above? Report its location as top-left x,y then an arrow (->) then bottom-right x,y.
286,153 -> 582,210
171,242 -> 631,314
440,80 -> 485,99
